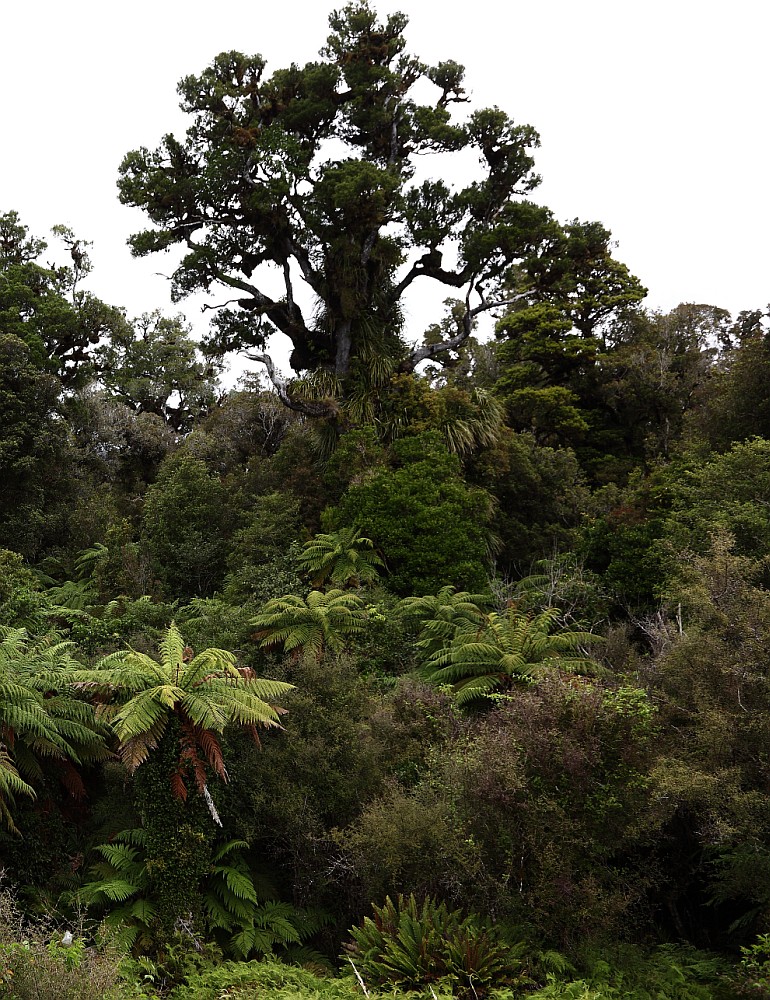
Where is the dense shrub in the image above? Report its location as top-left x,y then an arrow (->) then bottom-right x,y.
344,894 -> 527,996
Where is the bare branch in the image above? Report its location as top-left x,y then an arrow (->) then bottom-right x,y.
217,274 -> 270,303
386,95 -> 400,169
246,352 -> 339,418
470,290 -> 530,318
399,289 -> 531,373
241,151 -> 259,189
288,239 -> 321,292
393,251 -> 470,299
202,262 -> 314,351
201,297 -> 243,313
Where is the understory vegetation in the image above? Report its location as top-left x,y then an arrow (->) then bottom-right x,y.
3,3 -> 770,997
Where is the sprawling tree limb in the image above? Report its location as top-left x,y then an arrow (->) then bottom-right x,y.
246,351 -> 339,418
392,251 -> 471,300
399,290 -> 531,373
469,290 -> 531,319
212,267 -> 313,351
286,235 -> 323,294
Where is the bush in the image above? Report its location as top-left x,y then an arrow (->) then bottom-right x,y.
330,433 -> 492,596
343,894 -> 526,997
170,957 -> 363,1000
0,884 -> 126,999
733,932 -> 770,997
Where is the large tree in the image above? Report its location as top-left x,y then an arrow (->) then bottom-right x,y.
95,310 -> 221,433
117,2 -> 641,420
0,211 -> 127,387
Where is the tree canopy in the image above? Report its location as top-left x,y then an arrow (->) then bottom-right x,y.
117,2 -> 643,421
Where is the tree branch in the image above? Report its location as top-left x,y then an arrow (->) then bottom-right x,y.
201,297 -> 243,313
283,260 -> 295,313
399,289 -> 530,373
287,236 -> 323,294
469,290 -> 530,319
246,352 -> 339,418
393,251 -> 471,299
207,265 -> 313,351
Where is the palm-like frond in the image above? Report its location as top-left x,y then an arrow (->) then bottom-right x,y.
423,607 -> 602,705
0,628 -> 108,823
440,388 -> 505,456
80,623 -> 293,797
113,687 -> 182,741
397,586 -> 491,660
0,747 -> 36,831
251,590 -> 368,657
297,528 -> 385,588
116,717 -> 168,773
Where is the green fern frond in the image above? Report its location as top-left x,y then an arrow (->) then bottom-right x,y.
129,898 -> 157,923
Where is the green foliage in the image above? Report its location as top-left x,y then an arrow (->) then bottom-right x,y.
0,883 -> 126,999
38,544 -> 109,611
580,470 -> 670,609
0,211 -> 126,388
334,780 -> 476,909
116,3 -> 566,413
494,304 -> 595,446
343,588 -> 416,679
251,590 -> 368,658
223,493 -> 304,605
95,311 -> 219,433
646,533 -> 770,937
141,453 -> 234,599
0,627 -> 108,831
0,550 -> 49,629
468,428 -> 588,577
79,830 -> 323,962
664,438 -> 770,565
701,308 -> 770,449
491,220 -> 648,460
600,304 -> 722,462
531,942 -> 731,999
217,649 -> 395,917
331,433 -> 492,595
734,932 -> 770,997
77,828 -> 156,953
396,585 -> 491,660
422,606 -> 601,705
297,527 -> 384,589
61,595 -> 175,657
0,334 -> 71,560
505,554 -> 609,627
376,376 -> 505,458
69,622 -> 292,796
170,957 -> 363,1000
339,674 -> 658,945
3,8 -> 770,983
344,893 -> 526,996
175,598 -> 254,653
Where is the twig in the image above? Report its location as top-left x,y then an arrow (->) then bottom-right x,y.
348,958 -> 370,997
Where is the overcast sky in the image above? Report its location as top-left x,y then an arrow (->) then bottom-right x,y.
2,0 -> 768,374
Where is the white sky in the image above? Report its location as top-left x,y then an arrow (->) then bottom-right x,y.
2,0 -> 768,377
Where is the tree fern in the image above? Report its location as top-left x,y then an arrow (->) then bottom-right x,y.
251,590 -> 368,658
396,586 -> 491,660
69,622 -> 293,800
423,607 -> 602,705
297,528 -> 385,589
0,627 -> 108,829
